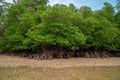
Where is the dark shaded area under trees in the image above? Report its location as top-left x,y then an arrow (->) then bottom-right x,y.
0,0 -> 120,59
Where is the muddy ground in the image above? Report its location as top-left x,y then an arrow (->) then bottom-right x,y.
0,55 -> 120,68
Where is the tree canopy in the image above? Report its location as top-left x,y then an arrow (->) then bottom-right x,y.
0,0 -> 120,54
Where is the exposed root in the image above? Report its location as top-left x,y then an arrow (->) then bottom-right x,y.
81,51 -> 114,58
1,47 -> 119,60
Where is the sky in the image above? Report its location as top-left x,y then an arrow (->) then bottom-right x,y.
5,0 -> 117,10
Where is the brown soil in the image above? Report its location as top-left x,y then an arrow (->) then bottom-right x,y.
0,55 -> 120,68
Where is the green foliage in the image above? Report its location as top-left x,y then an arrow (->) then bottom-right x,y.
0,0 -> 120,52
93,27 -> 120,51
27,4 -> 86,50
79,6 -> 93,18
115,11 -> 120,28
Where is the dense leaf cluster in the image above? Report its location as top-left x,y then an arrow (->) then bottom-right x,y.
0,0 -> 120,53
